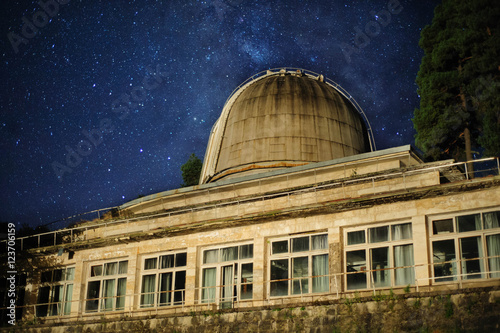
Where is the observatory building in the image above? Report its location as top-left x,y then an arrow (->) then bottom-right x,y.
4,69 -> 500,332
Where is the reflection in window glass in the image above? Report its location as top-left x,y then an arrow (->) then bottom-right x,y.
433,240 -> 456,282
433,219 -> 454,235
292,257 -> 308,294
369,226 -> 389,243
392,223 -> 412,240
346,250 -> 366,290
371,247 -> 390,287
272,240 -> 288,254
270,259 -> 288,296
240,263 -> 253,299
292,237 -> 309,253
457,214 -> 481,233
460,236 -> 484,279
347,231 -> 365,245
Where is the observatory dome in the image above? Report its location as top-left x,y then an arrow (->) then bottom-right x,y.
200,68 -> 374,184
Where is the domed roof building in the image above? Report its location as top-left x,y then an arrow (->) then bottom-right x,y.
200,68 -> 375,183
15,68 -> 500,332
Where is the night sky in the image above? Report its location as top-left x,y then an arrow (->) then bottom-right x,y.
0,0 -> 438,229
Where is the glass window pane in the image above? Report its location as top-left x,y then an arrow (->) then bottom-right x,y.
484,211 -> 500,229
116,278 -> 126,310
202,268 -> 216,303
270,259 -> 289,296
392,223 -> 412,240
91,265 -> 102,277
102,279 -> 116,311
63,284 -> 73,315
347,231 -> 365,245
394,244 -> 415,286
175,253 -> 187,267
203,249 -> 219,264
41,271 -> 52,283
53,269 -> 63,282
312,254 -> 329,293
292,257 -> 309,294
65,268 -> 75,281
222,246 -> 238,261
292,237 -> 309,253
240,244 -> 254,259
486,234 -> 500,278
240,263 -> 253,300
272,240 -> 288,254
118,261 -> 128,274
312,234 -> 328,250
36,286 -> 50,317
457,213 -> 481,232
141,275 -> 156,307
159,272 -> 172,306
174,271 -> 186,305
433,219 -> 454,234
161,255 -> 175,268
371,247 -> 390,288
145,258 -> 157,270
433,240 -> 457,282
460,236 -> 484,279
369,226 -> 389,243
85,281 -> 101,312
50,285 -> 64,315
104,262 -> 117,276
346,250 -> 367,290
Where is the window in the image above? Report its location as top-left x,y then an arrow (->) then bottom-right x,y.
140,251 -> 187,308
200,243 -> 253,308
36,267 -> 75,317
430,210 -> 500,282
269,233 -> 328,297
345,223 -> 414,290
85,260 -> 128,312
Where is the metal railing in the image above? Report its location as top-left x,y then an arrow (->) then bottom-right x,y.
5,157 -> 499,251
5,253 -> 499,323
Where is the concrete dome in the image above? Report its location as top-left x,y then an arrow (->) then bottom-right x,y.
200,68 -> 374,183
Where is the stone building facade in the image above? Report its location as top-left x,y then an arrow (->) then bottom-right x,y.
3,69 -> 500,332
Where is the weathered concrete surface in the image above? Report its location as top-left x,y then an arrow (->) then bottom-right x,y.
6,288 -> 500,333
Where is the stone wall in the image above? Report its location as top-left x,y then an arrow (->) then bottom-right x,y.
6,288 -> 500,333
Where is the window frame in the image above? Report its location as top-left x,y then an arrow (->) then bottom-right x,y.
139,250 -> 187,308
268,232 -> 329,298
84,259 -> 128,313
199,242 -> 254,308
429,209 -> 500,283
36,267 -> 75,317
344,222 -> 415,291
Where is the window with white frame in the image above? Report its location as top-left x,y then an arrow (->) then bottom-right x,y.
200,243 -> 253,309
140,251 -> 187,308
269,233 -> 329,297
430,210 -> 500,282
85,260 -> 128,312
36,267 -> 75,317
345,222 -> 414,290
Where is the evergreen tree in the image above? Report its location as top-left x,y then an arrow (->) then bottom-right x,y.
180,153 -> 202,187
413,0 -> 500,161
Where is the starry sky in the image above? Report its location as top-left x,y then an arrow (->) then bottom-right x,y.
0,0 -> 438,229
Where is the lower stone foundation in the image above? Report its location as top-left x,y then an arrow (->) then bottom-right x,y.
5,288 -> 500,332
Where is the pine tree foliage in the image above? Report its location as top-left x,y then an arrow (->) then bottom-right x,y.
413,0 -> 500,160
181,153 -> 202,187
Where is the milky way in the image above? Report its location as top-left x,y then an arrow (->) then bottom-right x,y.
0,0 -> 437,228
